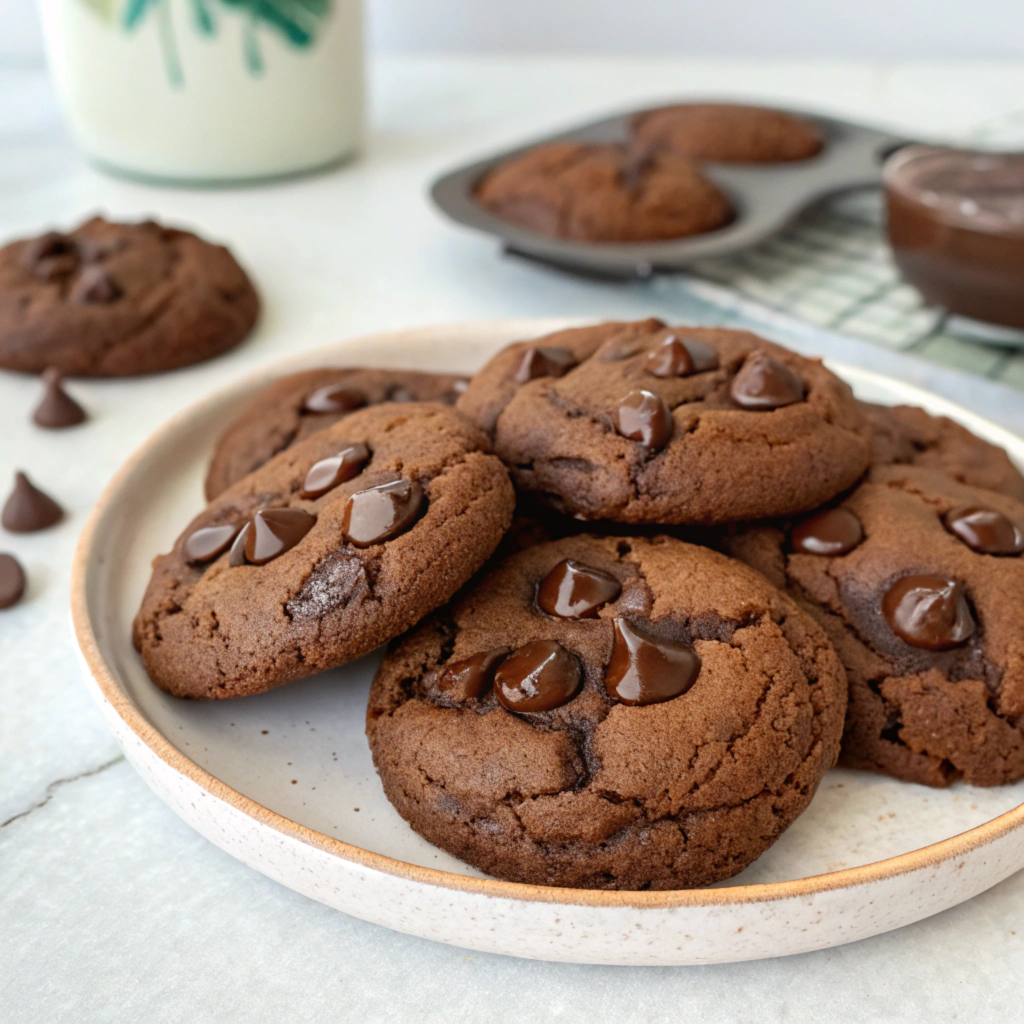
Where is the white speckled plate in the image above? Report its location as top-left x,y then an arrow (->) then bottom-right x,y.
72,319 -> 1024,966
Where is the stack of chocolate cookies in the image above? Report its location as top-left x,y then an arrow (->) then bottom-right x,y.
134,318 -> 1024,891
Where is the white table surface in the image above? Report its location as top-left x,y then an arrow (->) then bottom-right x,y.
4,56 -> 1024,1023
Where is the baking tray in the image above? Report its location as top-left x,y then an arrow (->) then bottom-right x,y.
431,102 -> 909,278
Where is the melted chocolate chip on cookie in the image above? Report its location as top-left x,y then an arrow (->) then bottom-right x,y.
605,617 -> 702,706
342,478 -> 423,547
511,346 -> 577,384
303,385 -> 367,415
438,648 -> 510,702
944,506 -> 1024,556
184,524 -> 241,564
300,443 -> 370,499
614,389 -> 673,449
882,573 -> 975,651
730,352 -> 805,410
494,639 -> 581,713
537,559 -> 620,618
791,508 -> 864,556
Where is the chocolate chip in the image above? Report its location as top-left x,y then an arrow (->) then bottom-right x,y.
511,346 -> 577,384
494,640 -> 580,713
242,508 -> 316,565
0,553 -> 26,609
604,617 -> 702,706
729,352 -> 804,410
32,368 -> 87,429
882,574 -> 975,650
228,523 -> 250,567
300,443 -> 370,499
2,472 -> 63,533
71,264 -> 122,305
23,232 -> 79,279
302,385 -> 367,415
388,386 -> 416,403
944,506 -> 1024,556
438,648 -> 510,701
537,559 -> 621,618
184,524 -> 241,564
791,507 -> 864,557
615,389 -> 673,449
343,478 -> 423,547
644,336 -> 720,378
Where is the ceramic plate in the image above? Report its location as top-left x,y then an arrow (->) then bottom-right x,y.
72,319 -> 1024,966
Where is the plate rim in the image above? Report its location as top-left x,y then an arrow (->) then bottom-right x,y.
71,317 -> 1024,912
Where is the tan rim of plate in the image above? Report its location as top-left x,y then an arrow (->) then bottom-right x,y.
70,319 -> 1024,912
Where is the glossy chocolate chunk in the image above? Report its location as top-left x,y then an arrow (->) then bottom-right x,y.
302,385 -> 368,415
604,617 -> 702,706
791,507 -> 864,556
494,640 -> 581,713
882,574 -> 975,650
615,389 -> 673,449
70,264 -> 122,305
243,508 -> 316,565
0,553 -> 26,609
300,443 -> 370,499
228,522 -> 250,567
2,472 -> 63,533
343,478 -> 423,547
644,335 -> 720,378
438,647 -> 510,701
729,352 -> 805,410
537,559 -> 621,618
23,232 -> 79,279
511,345 -> 577,384
33,368 -> 87,429
944,505 -> 1024,556
184,524 -> 241,564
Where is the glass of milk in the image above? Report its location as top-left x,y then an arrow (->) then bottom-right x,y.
37,0 -> 364,183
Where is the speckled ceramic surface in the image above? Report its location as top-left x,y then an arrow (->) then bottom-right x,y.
72,319 -> 1024,966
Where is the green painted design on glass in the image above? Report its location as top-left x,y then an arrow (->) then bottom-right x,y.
80,0 -> 333,86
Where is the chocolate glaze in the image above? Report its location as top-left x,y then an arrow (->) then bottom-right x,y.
944,505 -> 1024,556
1,472 -> 63,533
791,507 -> 864,557
604,617 -> 702,706
303,385 -> 368,415
729,352 -> 804,410
438,648 -> 510,701
511,346 -> 577,384
882,573 -> 975,651
494,639 -> 581,712
184,524 -> 241,564
615,389 -> 673,449
0,552 -> 25,609
343,478 -> 423,547
300,443 -> 370,499
536,559 -> 621,618
885,146 -> 1024,328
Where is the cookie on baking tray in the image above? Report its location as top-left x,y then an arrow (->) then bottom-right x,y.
0,216 -> 259,376
367,534 -> 847,890
134,402 -> 514,699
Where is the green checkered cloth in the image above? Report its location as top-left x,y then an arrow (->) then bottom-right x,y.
670,109 -> 1024,391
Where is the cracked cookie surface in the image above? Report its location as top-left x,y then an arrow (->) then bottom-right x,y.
0,216 -> 259,376
474,142 -> 733,242
861,401 -> 1024,500
366,535 -> 847,890
723,464 -> 1024,787
134,403 -> 515,699
205,367 -> 469,499
457,319 -> 870,524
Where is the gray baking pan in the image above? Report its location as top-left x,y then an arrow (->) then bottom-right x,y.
430,102 -> 909,278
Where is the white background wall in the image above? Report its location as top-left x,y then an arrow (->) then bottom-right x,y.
3,0 -> 1024,61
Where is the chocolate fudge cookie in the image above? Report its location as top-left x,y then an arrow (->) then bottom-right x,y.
474,142 -> 733,242
367,535 -> 846,890
134,403 -> 514,699
632,103 -> 824,164
724,465 -> 1024,787
862,401 -> 1024,501
457,319 -> 870,524
0,216 -> 259,376
205,368 -> 470,499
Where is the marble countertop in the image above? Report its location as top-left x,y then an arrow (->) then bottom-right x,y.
4,56 -> 1024,1023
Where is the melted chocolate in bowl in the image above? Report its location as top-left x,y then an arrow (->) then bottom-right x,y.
884,146 -> 1024,328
